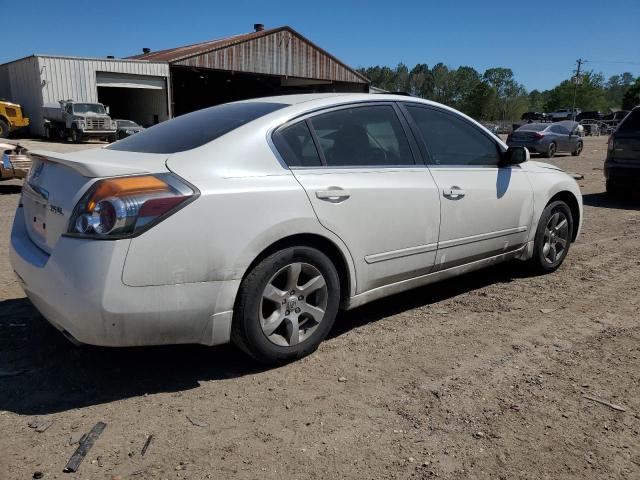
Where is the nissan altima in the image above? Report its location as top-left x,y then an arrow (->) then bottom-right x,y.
10,94 -> 582,364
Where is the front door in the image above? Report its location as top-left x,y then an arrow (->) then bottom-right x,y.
403,104 -> 534,270
272,103 -> 441,293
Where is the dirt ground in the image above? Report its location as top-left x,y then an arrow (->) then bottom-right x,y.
0,136 -> 638,480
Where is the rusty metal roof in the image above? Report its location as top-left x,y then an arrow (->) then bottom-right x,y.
127,26 -> 369,84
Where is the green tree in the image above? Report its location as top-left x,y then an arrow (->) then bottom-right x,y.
622,78 -> 640,110
545,71 -> 608,112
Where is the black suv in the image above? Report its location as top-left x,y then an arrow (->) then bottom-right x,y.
605,106 -> 640,195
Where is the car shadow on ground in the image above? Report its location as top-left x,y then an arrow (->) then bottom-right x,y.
583,192 -> 640,211
0,262 -> 530,416
0,184 -> 22,195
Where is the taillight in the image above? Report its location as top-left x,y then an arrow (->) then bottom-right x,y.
534,132 -> 545,139
607,136 -> 614,152
67,173 -> 197,239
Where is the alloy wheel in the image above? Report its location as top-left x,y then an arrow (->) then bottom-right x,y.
259,262 -> 328,347
542,212 -> 569,264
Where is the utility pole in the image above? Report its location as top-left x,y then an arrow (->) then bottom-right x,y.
571,58 -> 583,121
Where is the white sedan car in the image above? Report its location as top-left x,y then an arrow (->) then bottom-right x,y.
10,94 -> 582,364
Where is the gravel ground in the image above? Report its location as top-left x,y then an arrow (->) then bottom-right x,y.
0,136 -> 639,480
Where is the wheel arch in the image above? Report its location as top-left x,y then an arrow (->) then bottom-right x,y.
238,233 -> 354,306
547,190 -> 580,242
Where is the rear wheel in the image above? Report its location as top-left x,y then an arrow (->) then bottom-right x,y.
571,141 -> 583,156
0,119 -> 9,138
543,142 -> 557,158
529,200 -> 573,273
232,246 -> 340,365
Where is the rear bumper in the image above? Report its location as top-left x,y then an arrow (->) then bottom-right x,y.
9,208 -> 238,347
604,160 -> 640,187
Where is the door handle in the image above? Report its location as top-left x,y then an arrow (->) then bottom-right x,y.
443,186 -> 466,199
316,189 -> 351,202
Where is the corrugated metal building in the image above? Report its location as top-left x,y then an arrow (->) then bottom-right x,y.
129,24 -> 369,116
0,25 -> 368,135
0,55 -> 170,135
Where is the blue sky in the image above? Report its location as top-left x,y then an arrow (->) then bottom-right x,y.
4,0 -> 640,91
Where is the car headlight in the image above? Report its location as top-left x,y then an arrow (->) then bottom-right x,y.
125,129 -> 135,134
67,174 -> 198,239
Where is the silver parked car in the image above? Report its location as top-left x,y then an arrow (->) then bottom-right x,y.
507,122 -> 583,158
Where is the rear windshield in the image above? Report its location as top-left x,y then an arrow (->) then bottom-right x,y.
108,102 -> 288,153
517,124 -> 547,131
617,110 -> 640,133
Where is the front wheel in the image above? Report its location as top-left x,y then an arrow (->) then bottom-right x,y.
571,141 -> 583,156
529,201 -> 573,273
232,246 -> 340,364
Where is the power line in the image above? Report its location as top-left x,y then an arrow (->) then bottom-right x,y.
583,60 -> 640,66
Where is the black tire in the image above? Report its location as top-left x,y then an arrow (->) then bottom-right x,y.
571,141 -> 583,156
108,134 -> 118,143
232,246 -> 340,365
529,200 -> 574,274
70,127 -> 81,143
44,125 -> 51,140
0,119 -> 9,138
543,142 -> 557,158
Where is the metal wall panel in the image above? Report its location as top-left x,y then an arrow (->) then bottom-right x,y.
30,56 -> 169,135
174,30 -> 367,84
0,57 -> 43,135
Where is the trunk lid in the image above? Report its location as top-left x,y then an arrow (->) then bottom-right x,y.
21,149 -> 169,253
512,130 -> 543,141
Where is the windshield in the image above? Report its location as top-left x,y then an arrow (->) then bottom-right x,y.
108,102 -> 289,154
117,120 -> 138,128
517,124 -> 547,132
73,103 -> 106,115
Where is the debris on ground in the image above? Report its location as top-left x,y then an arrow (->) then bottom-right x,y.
582,394 -> 626,412
186,415 -> 208,428
141,434 -> 154,456
28,420 -> 54,433
338,376 -> 348,382
63,421 -> 107,473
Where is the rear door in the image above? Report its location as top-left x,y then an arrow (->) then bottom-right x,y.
549,124 -> 571,151
402,103 -> 533,270
273,103 -> 441,294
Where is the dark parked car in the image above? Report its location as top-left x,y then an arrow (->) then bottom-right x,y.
605,106 -> 640,195
115,119 -> 144,140
521,111 -> 549,122
576,111 -> 604,122
603,110 -> 630,123
507,121 -> 583,158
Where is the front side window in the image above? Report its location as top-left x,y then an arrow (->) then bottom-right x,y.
405,105 -> 502,166
309,105 -> 414,167
272,121 -> 322,167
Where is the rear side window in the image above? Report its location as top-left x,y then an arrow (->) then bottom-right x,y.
405,105 -> 501,166
617,109 -> 640,133
309,105 -> 414,167
108,102 -> 288,153
272,121 -> 322,167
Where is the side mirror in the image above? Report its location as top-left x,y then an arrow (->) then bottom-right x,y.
105,106 -> 110,114
501,146 -> 529,166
